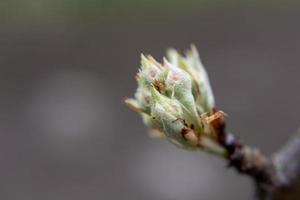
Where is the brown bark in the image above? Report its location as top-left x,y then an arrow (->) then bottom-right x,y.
227,131 -> 300,200
211,111 -> 300,199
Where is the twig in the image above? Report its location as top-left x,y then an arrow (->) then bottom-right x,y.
222,129 -> 300,200
210,114 -> 283,199
271,130 -> 300,200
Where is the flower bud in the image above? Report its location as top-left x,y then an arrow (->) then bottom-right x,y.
137,54 -> 164,88
151,101 -> 198,149
167,45 -> 215,112
150,85 -> 182,120
126,45 -> 225,154
164,58 -> 202,133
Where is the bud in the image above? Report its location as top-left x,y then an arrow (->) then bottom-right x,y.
151,86 -> 199,149
163,58 -> 202,133
126,45 -> 225,155
151,100 -> 198,150
167,45 -> 215,112
137,54 -> 164,89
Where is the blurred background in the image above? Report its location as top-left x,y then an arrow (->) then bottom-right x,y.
1,0 -> 300,199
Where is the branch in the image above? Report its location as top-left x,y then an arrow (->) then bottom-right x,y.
273,130 -> 300,186
210,116 -> 284,200
222,133 -> 282,200
223,129 -> 300,200
271,130 -> 300,199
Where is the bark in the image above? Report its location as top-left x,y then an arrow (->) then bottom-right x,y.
211,111 -> 300,199
271,131 -> 300,200
227,131 -> 300,200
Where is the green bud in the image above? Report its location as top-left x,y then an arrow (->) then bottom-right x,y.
151,100 -> 197,150
126,45 -> 225,154
150,85 -> 182,119
164,58 -> 202,134
134,86 -> 152,114
137,54 -> 164,88
167,45 -> 215,112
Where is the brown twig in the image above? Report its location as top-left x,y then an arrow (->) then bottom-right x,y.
210,111 -> 293,200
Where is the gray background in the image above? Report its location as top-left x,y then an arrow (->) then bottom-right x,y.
1,2 -> 300,200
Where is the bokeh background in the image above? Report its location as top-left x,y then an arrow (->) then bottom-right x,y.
1,0 -> 300,199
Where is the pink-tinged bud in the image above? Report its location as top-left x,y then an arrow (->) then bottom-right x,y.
126,45 -> 225,154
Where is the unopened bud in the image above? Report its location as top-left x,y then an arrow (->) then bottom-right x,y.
126,45 -> 225,154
